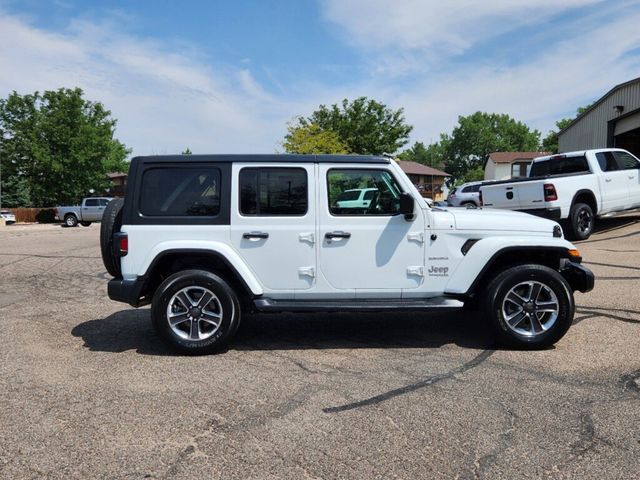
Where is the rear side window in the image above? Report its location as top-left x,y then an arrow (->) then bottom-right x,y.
85,198 -> 99,207
529,156 -> 589,177
140,167 -> 221,216
596,152 -> 618,172
239,168 -> 307,216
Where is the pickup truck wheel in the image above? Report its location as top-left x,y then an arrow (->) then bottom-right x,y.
80,221 -> 92,227
64,214 -> 78,227
482,264 -> 574,349
152,270 -> 241,355
568,203 -> 594,241
100,198 -> 124,278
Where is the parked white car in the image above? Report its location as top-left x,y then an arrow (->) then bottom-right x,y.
481,148 -> 640,240
0,210 -> 16,224
335,188 -> 379,209
102,154 -> 593,354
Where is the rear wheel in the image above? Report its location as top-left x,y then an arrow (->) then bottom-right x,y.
80,221 -> 92,227
482,264 -> 574,349
64,214 -> 78,227
567,202 -> 594,241
151,270 -> 241,355
100,198 -> 124,278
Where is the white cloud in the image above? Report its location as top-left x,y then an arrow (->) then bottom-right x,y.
322,0 -> 604,55
0,13 -> 298,155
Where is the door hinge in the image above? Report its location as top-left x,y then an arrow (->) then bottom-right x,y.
299,232 -> 315,244
407,266 -> 424,277
298,266 -> 316,278
407,232 -> 424,244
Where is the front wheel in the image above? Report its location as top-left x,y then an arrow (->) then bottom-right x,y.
482,264 -> 574,349
151,270 -> 241,355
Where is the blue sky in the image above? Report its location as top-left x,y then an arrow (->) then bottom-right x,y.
1,0 -> 640,155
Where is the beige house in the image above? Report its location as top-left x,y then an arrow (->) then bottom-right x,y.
484,152 -> 549,181
396,161 -> 450,201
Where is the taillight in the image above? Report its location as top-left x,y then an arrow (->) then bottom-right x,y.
544,183 -> 557,201
113,232 -> 128,257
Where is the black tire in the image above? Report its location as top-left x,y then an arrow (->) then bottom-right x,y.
151,270 -> 241,355
100,198 -> 124,278
80,221 -> 92,227
481,264 -> 574,349
461,201 -> 477,208
64,214 -> 78,227
567,203 -> 594,241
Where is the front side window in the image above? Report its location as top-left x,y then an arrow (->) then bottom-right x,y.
140,167 -> 221,216
613,151 -> 640,170
239,168 -> 307,216
328,169 -> 403,215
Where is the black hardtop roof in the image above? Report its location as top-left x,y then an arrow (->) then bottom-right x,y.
132,154 -> 390,164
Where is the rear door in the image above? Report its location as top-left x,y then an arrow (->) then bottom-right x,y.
82,198 -> 101,221
230,164 -> 316,291
595,152 -> 631,212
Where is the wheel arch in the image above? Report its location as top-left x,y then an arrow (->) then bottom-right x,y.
448,245 -> 576,299
571,189 -> 598,215
139,248 -> 262,305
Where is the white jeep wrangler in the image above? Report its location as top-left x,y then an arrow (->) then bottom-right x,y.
102,154 -> 594,354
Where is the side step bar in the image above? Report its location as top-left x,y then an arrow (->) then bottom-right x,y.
253,297 -> 464,313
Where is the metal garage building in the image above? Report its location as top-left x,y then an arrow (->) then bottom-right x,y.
558,77 -> 640,157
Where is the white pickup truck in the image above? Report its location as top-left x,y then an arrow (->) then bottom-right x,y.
480,148 -> 640,240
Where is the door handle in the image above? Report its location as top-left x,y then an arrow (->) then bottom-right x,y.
605,178 -> 612,183
629,176 -> 635,180
325,231 -> 351,240
242,231 -> 269,240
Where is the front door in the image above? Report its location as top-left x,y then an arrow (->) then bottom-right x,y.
318,165 -> 425,296
596,152 -> 632,212
230,164 -> 316,291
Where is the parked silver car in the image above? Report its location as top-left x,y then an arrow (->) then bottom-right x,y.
55,197 -> 113,227
447,182 -> 482,207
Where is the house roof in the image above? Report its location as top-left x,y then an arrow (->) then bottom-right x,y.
107,172 -> 128,178
396,160 -> 450,177
488,152 -> 550,164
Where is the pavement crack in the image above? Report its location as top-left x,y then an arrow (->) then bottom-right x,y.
323,349 -> 495,413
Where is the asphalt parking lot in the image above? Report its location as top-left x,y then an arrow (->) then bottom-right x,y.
0,219 -> 639,479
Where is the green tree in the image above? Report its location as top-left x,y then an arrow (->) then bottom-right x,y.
542,104 -> 593,153
0,88 -> 129,206
425,112 -> 540,184
398,141 -> 446,170
182,147 -> 192,155
289,97 -> 412,155
283,122 -> 349,154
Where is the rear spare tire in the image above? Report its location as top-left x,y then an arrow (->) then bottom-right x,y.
100,198 -> 124,278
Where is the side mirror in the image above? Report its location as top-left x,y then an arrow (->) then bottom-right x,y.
399,193 -> 415,220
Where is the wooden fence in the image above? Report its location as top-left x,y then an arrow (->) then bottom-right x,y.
2,208 -> 57,223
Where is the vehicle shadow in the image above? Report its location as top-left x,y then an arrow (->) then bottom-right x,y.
586,214 -> 640,237
71,309 -> 494,355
